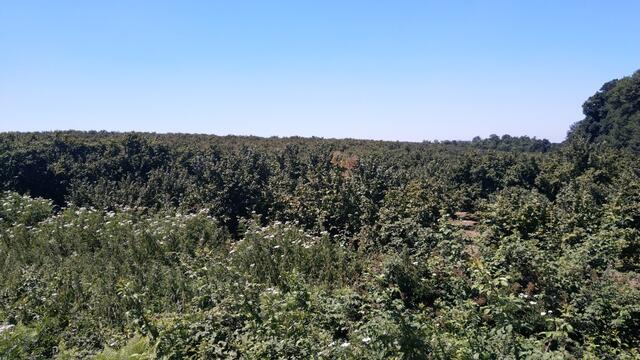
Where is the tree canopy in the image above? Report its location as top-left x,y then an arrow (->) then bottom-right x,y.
568,70 -> 640,152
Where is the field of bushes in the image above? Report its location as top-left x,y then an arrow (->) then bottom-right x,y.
1,71 -> 640,358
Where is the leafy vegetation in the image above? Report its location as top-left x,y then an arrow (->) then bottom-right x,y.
568,70 -> 640,153
1,72 -> 640,358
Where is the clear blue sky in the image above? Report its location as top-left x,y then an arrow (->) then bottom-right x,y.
1,1 -> 639,142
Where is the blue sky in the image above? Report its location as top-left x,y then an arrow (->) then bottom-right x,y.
1,1 -> 639,142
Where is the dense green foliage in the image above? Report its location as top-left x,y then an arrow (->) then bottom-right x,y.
0,131 -> 552,236
1,73 -> 640,358
568,70 -> 640,153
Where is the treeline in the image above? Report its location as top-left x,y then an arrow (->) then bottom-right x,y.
568,69 -> 640,153
1,131 -> 554,238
